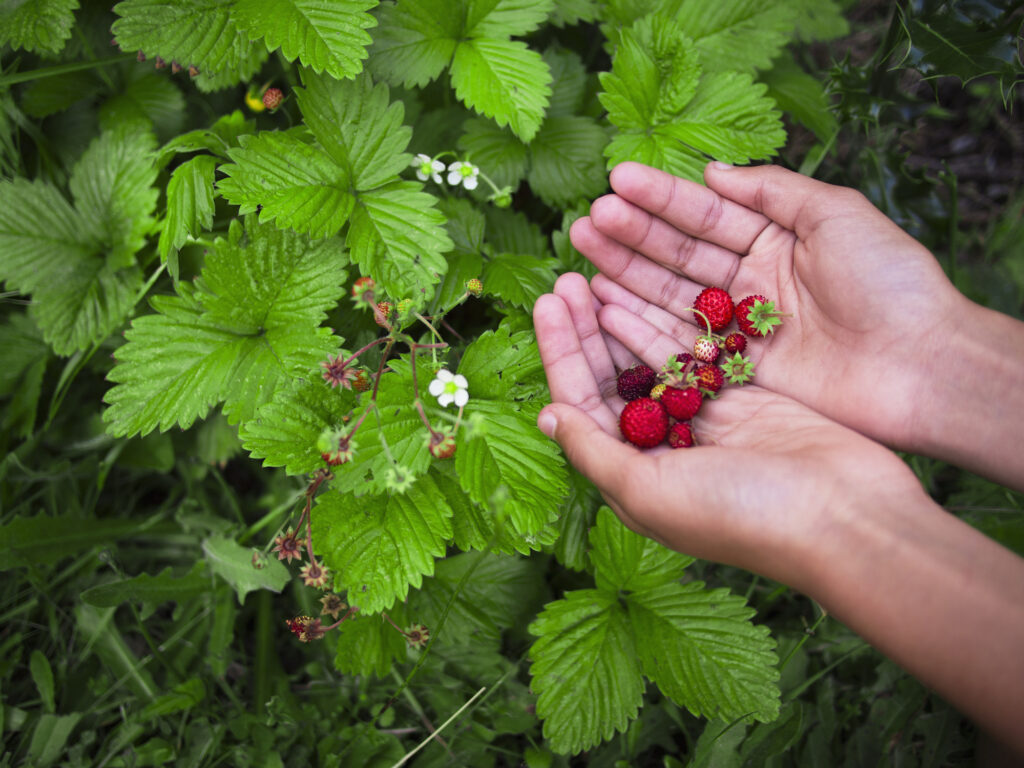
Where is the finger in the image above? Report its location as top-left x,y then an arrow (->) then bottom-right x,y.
571,216 -> 706,321
533,293 -> 620,435
596,303 -> 695,372
703,162 -> 874,245
552,273 -> 620,399
591,273 -> 698,344
588,193 -> 741,289
608,162 -> 771,256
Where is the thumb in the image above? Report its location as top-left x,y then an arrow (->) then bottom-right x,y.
537,403 -> 634,491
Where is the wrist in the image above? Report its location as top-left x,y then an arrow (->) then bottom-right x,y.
905,295 -> 1024,490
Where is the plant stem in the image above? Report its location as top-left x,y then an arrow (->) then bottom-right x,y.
0,53 -> 136,87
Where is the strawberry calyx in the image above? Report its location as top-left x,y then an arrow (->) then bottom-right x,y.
721,352 -> 756,385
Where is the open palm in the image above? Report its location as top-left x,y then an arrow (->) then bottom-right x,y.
533,273 -> 923,584
569,162 -> 964,450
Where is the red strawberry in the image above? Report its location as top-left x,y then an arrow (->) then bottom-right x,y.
619,398 -> 669,448
375,301 -> 393,326
351,276 -> 375,300
724,332 -> 746,353
661,386 -> 702,420
736,295 -> 783,337
667,422 -> 695,448
693,364 -> 724,394
674,352 -> 693,369
262,87 -> 284,110
617,364 -> 657,402
694,336 -> 720,363
692,286 -> 734,332
429,432 -> 456,459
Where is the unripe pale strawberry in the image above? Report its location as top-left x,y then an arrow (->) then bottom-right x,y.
694,337 -> 720,363
262,87 -> 283,110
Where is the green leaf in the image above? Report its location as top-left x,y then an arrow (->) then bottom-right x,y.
202,536 -> 291,603
465,0 -> 554,38
27,713 -> 81,768
312,477 -> 454,613
346,181 -> 452,299
217,130 -> 355,239
368,0 -> 459,88
240,376 -> 356,476
137,678 -> 205,722
484,207 -> 548,256
589,507 -> 693,592
75,604 -> 157,700
0,513 -> 157,570
627,581 -> 780,722
158,110 -> 255,165
0,0 -> 77,54
674,0 -> 797,74
296,72 -> 411,189
544,46 -> 588,117
333,609 -> 409,677
454,398 -> 566,534
550,0 -> 599,27
790,0 -> 848,42
112,0 -> 267,91
451,37 -> 551,143
158,154 -> 217,264
29,651 -> 55,714
760,52 -> 837,141
603,129 -> 707,181
80,562 -> 212,611
456,323 -> 547,402
527,115 -> 608,207
232,0 -> 378,80
21,71 -> 101,119
482,252 -> 558,310
529,590 -> 644,754
104,217 -> 345,436
457,118 -> 528,191
99,68 -> 185,143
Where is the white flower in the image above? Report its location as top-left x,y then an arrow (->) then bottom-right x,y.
411,153 -> 444,184
428,369 -> 468,407
447,160 -> 479,190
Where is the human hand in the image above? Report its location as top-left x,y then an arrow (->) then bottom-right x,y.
533,273 -> 927,589
569,161 -> 966,453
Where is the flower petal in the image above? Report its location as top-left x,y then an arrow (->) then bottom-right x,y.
438,393 -> 454,407
453,374 -> 468,389
454,389 -> 468,407
462,176 -> 478,190
428,380 -> 445,396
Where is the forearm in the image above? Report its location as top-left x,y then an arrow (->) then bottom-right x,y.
909,298 -> 1024,491
801,491 -> 1024,753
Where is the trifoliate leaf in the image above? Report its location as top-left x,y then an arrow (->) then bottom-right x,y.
457,118 -> 529,191
239,376 -> 356,476
217,130 -> 354,239
0,127 -> 156,355
112,0 -> 266,91
312,478 -> 454,613
627,581 -> 780,722
409,551 -> 542,646
333,608 -> 409,677
589,507 -> 693,592
368,0 -> 460,88
455,398 -> 566,534
346,181 -> 452,299
675,0 -> 796,74
203,535 -> 291,604
482,252 -> 558,310
450,37 -> 551,143
158,155 -> 217,266
529,590 -> 644,754
232,0 -> 378,80
456,324 -> 546,402
465,0 -> 555,38
295,72 -> 411,190
104,218 -> 345,436
527,115 -> 608,207
603,130 -> 707,180
0,0 -> 77,54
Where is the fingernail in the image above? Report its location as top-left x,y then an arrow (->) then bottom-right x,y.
537,410 -> 557,439
710,161 -> 732,171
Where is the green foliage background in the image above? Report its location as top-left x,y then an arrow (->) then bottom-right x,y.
1,0 -> 1022,765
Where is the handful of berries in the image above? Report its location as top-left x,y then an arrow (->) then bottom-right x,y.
617,286 -> 784,449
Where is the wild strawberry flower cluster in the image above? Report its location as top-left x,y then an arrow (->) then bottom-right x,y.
410,152 -> 513,207
257,272 -> 488,645
617,286 -> 786,450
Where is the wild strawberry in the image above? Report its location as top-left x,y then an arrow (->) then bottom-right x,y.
617,364 -> 657,402
649,383 -> 667,400
619,398 -> 669,448
351,276 -> 375,301
721,352 -> 755,385
692,286 -> 734,332
374,301 -> 393,326
661,386 -> 702,420
352,370 -> 371,392
694,336 -> 720,363
667,422 -> 695,448
736,295 -> 783,337
724,332 -> 746,353
675,352 -> 693,369
262,87 -> 284,110
318,427 -> 355,465
429,432 -> 456,459
396,298 -> 414,317
692,364 -> 724,395
466,278 -> 483,296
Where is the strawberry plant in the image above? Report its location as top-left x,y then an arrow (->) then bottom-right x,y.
2,0 -> 1022,765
